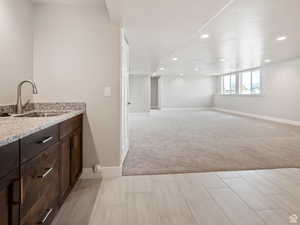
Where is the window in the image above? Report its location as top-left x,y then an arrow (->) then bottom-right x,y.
239,70 -> 261,95
222,74 -> 236,95
251,70 -> 261,94
220,69 -> 262,96
240,71 -> 251,94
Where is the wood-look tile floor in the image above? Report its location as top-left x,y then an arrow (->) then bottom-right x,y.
89,168 -> 300,225
51,179 -> 102,225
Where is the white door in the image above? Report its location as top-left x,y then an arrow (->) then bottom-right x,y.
121,32 -> 130,164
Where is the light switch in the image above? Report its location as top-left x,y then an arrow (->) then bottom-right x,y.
104,86 -> 112,97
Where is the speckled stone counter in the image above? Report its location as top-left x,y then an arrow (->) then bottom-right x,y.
0,103 -> 85,147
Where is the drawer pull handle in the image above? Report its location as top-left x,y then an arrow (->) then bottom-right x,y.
41,136 -> 53,144
39,208 -> 53,224
38,168 -> 54,179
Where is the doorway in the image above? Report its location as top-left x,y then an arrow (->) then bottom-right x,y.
150,76 -> 160,110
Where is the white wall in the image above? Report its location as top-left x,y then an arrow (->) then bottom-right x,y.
129,75 -> 150,113
214,58 -> 300,121
161,75 -> 216,109
33,3 -> 121,168
0,0 -> 33,105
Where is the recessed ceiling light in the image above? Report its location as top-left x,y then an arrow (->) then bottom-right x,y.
276,36 -> 287,41
172,57 -> 179,61
194,68 -> 199,71
159,67 -> 165,71
264,59 -> 271,63
201,34 -> 210,39
219,58 -> 225,62
179,73 -> 184,76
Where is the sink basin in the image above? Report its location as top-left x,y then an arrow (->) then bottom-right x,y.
14,112 -> 67,118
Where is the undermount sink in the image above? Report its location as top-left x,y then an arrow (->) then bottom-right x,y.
14,112 -> 67,118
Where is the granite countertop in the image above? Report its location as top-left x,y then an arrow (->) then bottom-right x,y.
0,103 -> 85,148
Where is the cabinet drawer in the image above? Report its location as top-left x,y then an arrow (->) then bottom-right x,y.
0,142 -> 19,179
20,143 -> 60,221
60,115 -> 82,139
21,198 -> 57,225
21,125 -> 59,163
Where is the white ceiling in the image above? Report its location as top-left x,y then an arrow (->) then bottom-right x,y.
106,0 -> 300,76
106,0 -> 232,75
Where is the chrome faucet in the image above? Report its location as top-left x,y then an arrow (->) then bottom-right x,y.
16,80 -> 38,114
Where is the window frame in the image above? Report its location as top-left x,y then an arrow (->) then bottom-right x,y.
220,68 -> 262,96
239,69 -> 262,96
222,73 -> 237,95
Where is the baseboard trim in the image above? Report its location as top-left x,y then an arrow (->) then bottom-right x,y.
101,166 -> 122,178
81,166 -> 122,179
162,107 -> 213,111
80,168 -> 102,179
214,108 -> 300,127
129,112 -> 150,115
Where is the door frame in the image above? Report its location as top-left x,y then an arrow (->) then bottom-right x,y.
120,29 -> 130,166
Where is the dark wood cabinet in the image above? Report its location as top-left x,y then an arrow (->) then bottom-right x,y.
59,115 -> 83,189
0,169 -> 19,225
60,115 -> 82,140
20,126 -> 59,163
20,143 -> 60,225
59,137 -> 71,202
0,113 -> 83,225
70,128 -> 82,186
0,142 -> 19,180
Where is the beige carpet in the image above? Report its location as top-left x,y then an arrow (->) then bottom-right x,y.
123,110 -> 300,176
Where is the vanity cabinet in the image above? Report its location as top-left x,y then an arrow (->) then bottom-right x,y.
0,142 -> 20,225
20,143 -> 60,225
0,170 -> 19,225
0,114 -> 83,225
59,136 -> 71,202
20,126 -> 59,164
59,115 -> 82,201
70,128 -> 82,186
0,142 -> 19,179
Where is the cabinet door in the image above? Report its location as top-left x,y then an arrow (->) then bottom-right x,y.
70,128 -> 82,186
0,170 -> 19,225
20,143 -> 59,225
60,136 -> 71,201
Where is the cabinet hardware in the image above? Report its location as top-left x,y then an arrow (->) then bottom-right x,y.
40,136 -> 53,144
39,208 -> 53,224
38,168 -> 54,179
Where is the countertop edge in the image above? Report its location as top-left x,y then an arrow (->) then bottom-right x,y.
0,110 -> 85,148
